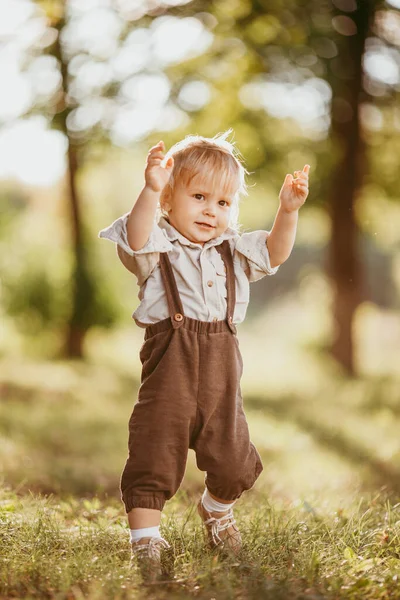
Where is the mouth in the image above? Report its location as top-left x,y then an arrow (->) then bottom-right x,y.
195,222 -> 215,229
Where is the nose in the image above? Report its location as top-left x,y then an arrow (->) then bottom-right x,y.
203,202 -> 216,217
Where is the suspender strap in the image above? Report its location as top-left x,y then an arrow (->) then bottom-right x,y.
159,240 -> 237,333
215,240 -> 237,334
159,251 -> 185,329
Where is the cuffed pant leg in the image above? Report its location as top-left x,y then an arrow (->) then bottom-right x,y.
204,442 -> 264,501
122,492 -> 167,513
120,398 -> 193,514
192,331 -> 263,502
121,329 -> 199,514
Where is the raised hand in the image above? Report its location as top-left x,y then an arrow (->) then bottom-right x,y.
145,141 -> 174,193
279,164 -> 310,213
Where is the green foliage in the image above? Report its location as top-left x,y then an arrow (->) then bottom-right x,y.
69,253 -> 120,331
0,206 -> 121,339
245,14 -> 282,45
1,249 -> 120,336
3,264 -> 66,330
2,0 -> 399,359
0,188 -> 29,234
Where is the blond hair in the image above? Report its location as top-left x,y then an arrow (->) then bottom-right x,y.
157,129 -> 248,231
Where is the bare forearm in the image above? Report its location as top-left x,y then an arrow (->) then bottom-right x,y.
126,185 -> 161,251
266,206 -> 299,267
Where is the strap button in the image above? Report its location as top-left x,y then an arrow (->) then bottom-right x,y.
174,313 -> 183,322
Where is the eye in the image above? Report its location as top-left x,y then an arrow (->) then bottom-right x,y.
219,200 -> 229,207
194,194 -> 205,200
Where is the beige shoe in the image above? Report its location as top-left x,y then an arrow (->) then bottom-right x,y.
130,536 -> 171,581
197,498 -> 242,557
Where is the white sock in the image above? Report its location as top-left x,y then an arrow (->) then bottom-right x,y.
202,487 -> 236,513
130,525 -> 161,543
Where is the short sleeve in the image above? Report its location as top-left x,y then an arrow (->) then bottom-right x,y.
98,213 -> 173,286
234,230 -> 280,283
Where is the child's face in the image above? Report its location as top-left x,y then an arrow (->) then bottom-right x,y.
163,171 -> 236,245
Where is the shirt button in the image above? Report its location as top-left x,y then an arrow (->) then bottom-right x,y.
207,280 -> 213,287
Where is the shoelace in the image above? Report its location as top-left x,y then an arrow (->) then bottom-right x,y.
132,536 -> 170,560
203,507 -> 237,546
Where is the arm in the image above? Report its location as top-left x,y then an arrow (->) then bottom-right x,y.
126,140 -> 174,251
126,185 -> 161,251
266,207 -> 299,268
266,164 -> 310,268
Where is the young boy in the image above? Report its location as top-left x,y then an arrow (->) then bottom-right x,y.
98,131 -> 310,579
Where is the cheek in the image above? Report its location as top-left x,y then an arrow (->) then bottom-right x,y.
178,202 -> 193,218
220,210 -> 230,225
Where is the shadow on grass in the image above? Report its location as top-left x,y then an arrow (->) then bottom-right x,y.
150,569 -> 328,600
245,393 -> 400,499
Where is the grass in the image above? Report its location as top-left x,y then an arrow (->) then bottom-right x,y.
1,485 -> 400,599
1,324 -> 400,598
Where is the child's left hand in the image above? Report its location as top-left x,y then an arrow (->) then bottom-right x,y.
279,165 -> 310,213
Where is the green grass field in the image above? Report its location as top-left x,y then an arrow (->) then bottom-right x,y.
1,318 -> 400,598
2,484 -> 400,599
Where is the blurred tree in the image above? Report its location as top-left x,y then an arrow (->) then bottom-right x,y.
51,11 -> 95,357
326,1 -> 375,374
25,0 -> 217,356
157,0 -> 399,375
5,0 -> 115,357
2,0 -> 399,371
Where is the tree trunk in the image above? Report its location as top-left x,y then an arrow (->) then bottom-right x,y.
52,21 -> 93,358
64,142 -> 87,357
327,1 -> 374,375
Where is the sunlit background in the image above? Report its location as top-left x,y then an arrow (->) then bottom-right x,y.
1,0 -> 400,514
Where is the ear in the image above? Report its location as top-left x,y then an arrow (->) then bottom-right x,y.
160,187 -> 172,213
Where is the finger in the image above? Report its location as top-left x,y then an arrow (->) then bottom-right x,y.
148,141 -> 165,153
302,164 -> 310,174
148,156 -> 164,164
293,176 -> 308,184
294,170 -> 308,180
284,173 -> 293,185
148,149 -> 165,158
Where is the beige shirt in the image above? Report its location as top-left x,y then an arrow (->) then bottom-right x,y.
98,214 -> 279,328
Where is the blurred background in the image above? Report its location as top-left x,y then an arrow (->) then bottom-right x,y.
1,0 -> 400,511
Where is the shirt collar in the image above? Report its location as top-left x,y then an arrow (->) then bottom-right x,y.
158,216 -> 237,249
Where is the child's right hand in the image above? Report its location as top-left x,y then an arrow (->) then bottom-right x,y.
145,141 -> 174,193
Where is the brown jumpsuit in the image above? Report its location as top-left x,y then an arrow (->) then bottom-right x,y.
120,240 -> 263,513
